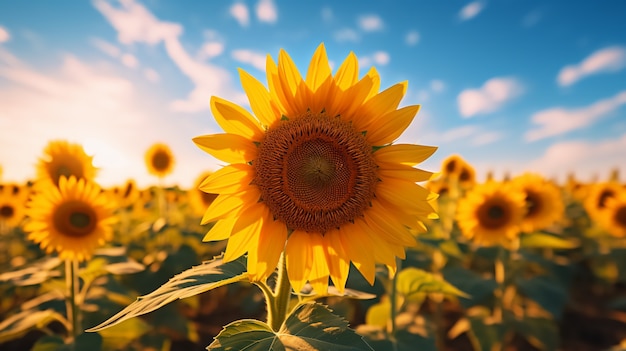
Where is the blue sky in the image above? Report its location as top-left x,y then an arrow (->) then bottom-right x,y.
1,0 -> 625,188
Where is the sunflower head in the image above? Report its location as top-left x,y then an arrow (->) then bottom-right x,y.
36,140 -> 96,188
512,173 -> 564,233
585,181 -> 622,221
145,143 -> 175,178
598,189 -> 626,238
24,176 -> 116,261
456,180 -> 526,247
107,179 -> 140,209
193,43 -> 437,294
0,183 -> 28,229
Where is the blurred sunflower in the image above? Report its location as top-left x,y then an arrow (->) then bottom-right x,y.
189,171 -> 218,218
584,181 -> 622,221
441,154 -> 464,178
24,176 -> 116,261
512,173 -> 564,233
599,189 -> 626,238
107,179 -> 140,209
36,140 -> 96,188
193,43 -> 437,294
456,181 -> 526,247
145,143 -> 175,178
0,183 -> 27,229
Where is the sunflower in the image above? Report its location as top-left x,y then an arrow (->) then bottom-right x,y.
599,189 -> 626,238
193,43 -> 437,294
456,181 -> 526,247
145,143 -> 175,178
584,181 -> 622,222
441,154 -> 464,178
24,176 -> 116,261
512,173 -> 564,233
107,179 -> 140,209
36,140 -> 96,188
0,183 -> 27,229
189,171 -> 218,218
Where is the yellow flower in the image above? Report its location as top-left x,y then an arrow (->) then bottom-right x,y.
0,183 -> 28,229
584,181 -> 622,222
106,179 -> 140,209
36,140 -> 96,188
145,143 -> 175,178
193,43 -> 437,294
512,173 -> 564,233
599,189 -> 626,238
189,171 -> 218,218
24,176 -> 116,261
456,181 -> 526,247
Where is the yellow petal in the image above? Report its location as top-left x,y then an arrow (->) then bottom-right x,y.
363,202 -> 417,247
324,231 -> 350,293
198,164 -> 254,194
193,134 -> 257,164
339,221 -> 376,285
308,233 -> 330,294
356,82 -> 407,126
238,68 -> 280,128
333,52 -> 359,90
305,43 -> 332,92
202,217 -> 236,242
277,49 -> 303,116
250,210 -> 287,281
286,230 -> 313,293
223,203 -> 265,262
373,144 -> 438,166
376,179 -> 434,215
366,105 -> 420,146
265,55 -> 288,115
210,96 -> 263,140
200,188 -> 260,224
378,165 -> 433,183
363,66 -> 381,101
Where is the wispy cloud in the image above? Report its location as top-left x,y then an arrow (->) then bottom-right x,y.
256,0 -> 277,24
230,2 -> 250,27
143,67 -> 159,82
231,49 -> 266,71
359,51 -> 390,68
557,46 -> 626,86
358,14 -> 384,32
321,7 -> 333,22
0,26 -> 11,43
91,37 -> 121,57
459,2 -> 484,21
120,53 -> 138,68
405,30 -> 420,46
94,0 -> 246,113
334,28 -> 359,42
457,77 -> 523,117
525,90 -> 626,142
419,124 -> 502,147
197,41 -> 224,60
472,131 -> 503,146
430,79 -> 445,93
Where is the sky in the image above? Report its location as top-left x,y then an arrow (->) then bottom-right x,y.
1,0 -> 625,188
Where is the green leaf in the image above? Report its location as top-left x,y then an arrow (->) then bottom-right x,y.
298,284 -> 377,300
396,267 -> 469,301
31,335 -> 65,351
98,318 -> 152,350
515,275 -> 568,319
365,298 -> 391,328
0,309 -> 68,343
86,254 -> 248,332
442,267 -> 498,308
520,232 -> 579,249
208,303 -> 374,351
512,317 -> 558,351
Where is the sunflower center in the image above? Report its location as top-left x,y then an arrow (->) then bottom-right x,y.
53,201 -> 97,237
0,205 -> 14,218
459,169 -> 471,182
254,112 -> 378,233
123,182 -> 134,198
54,165 -> 74,185
525,191 -> 542,218
598,190 -> 614,209
615,206 -> 626,227
152,151 -> 171,171
445,160 -> 457,174
478,201 -> 510,230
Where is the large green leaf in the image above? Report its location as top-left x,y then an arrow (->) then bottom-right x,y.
396,267 -> 469,301
86,254 -> 248,332
208,303 -> 374,350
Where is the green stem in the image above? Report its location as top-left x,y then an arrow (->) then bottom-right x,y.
493,248 -> 505,324
65,259 -> 80,345
268,252 -> 291,332
390,258 -> 401,338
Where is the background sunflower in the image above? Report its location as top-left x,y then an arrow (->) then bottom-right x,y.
144,143 -> 175,178
36,140 -> 96,188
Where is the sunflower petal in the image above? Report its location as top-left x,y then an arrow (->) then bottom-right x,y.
306,44 -> 332,92
250,210 -> 287,281
374,144 -> 438,166
339,221 -> 376,285
193,134 -> 257,164
333,52 -> 359,90
324,231 -> 350,293
366,105 -> 420,146
198,164 -> 254,194
223,204 -> 265,262
286,230 -> 314,293
200,188 -> 260,224
238,69 -> 280,128
210,96 -> 263,140
202,217 -> 236,242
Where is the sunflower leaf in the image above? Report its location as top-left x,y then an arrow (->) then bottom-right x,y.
208,303 -> 374,351
396,267 -> 470,301
86,254 -> 248,332
520,232 -> 579,249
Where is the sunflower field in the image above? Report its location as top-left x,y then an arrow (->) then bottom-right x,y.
1,44 -> 626,351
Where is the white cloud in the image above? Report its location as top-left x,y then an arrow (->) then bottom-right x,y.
94,0 -> 246,113
430,79 -> 445,93
405,30 -> 420,46
471,131 -> 503,146
256,0 -> 277,24
358,14 -> 384,32
0,26 -> 9,43
557,46 -> 626,86
525,90 -> 626,142
120,53 -> 138,68
440,125 -> 479,142
230,2 -> 250,27
457,77 -> 523,117
416,90 -> 430,102
359,51 -> 390,69
334,28 -> 359,42
459,1 -> 484,21
197,41 -> 224,60
231,49 -> 266,71
143,67 -> 160,82
321,7 -> 333,22
91,38 -> 121,58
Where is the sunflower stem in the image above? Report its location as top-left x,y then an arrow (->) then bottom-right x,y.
268,252 -> 291,332
390,258 -> 401,339
64,259 -> 80,346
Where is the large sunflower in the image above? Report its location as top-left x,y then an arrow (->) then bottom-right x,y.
36,140 -> 96,188
456,181 -> 526,247
512,173 -> 564,233
145,143 -> 175,178
24,176 -> 116,261
599,189 -> 626,238
193,44 -> 437,294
